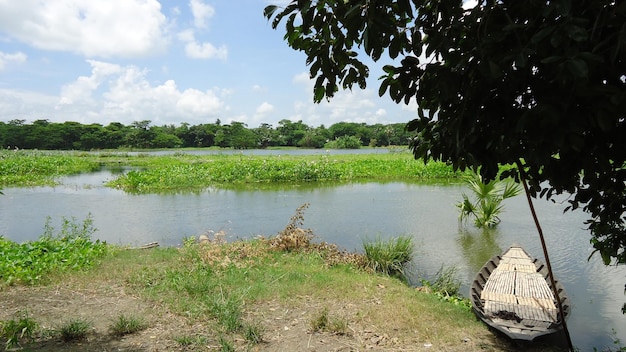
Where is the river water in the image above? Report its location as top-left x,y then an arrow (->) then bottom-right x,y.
0,164 -> 624,350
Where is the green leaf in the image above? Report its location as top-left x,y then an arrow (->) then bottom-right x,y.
263,5 -> 279,19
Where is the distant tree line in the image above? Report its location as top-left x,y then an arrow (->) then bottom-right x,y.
0,119 -> 414,150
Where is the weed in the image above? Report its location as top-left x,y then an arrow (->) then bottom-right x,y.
429,265 -> 461,297
0,311 -> 38,350
270,203 -> 314,251
310,307 -> 348,335
310,307 -> 330,332
330,316 -> 349,335
243,322 -> 264,344
109,314 -> 147,336
218,335 -> 235,352
210,294 -> 242,333
420,266 -> 472,309
174,334 -> 208,347
363,235 -> 414,278
58,319 -> 92,341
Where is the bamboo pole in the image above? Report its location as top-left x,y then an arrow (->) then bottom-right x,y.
515,160 -> 574,351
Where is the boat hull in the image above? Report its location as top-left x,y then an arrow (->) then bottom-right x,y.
470,246 -> 570,341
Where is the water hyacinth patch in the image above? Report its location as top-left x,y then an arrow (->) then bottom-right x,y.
105,153 -> 465,193
0,215 -> 108,286
0,150 -> 100,187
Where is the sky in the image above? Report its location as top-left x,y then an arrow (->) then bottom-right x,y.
0,0 -> 418,129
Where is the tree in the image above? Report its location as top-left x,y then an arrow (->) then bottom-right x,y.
266,1 -> 626,263
276,119 -> 309,146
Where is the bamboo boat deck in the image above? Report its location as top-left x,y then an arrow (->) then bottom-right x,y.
470,246 -> 570,341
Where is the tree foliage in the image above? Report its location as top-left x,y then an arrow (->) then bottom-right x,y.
0,119 -> 412,151
265,0 -> 626,263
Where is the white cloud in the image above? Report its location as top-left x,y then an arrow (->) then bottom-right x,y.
184,40 -> 228,60
255,102 -> 274,115
0,51 -> 27,71
189,0 -> 215,29
0,0 -> 169,58
178,29 -> 227,60
0,89 -> 58,120
53,60 -> 225,125
58,60 -> 121,105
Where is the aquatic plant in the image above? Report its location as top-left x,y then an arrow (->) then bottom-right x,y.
0,150 -> 100,187
0,215 -> 108,286
105,153 -> 465,192
457,173 -> 521,228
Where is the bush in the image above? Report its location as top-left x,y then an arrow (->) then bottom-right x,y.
324,135 -> 362,149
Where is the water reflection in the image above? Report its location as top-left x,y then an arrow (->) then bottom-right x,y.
457,227 -> 503,275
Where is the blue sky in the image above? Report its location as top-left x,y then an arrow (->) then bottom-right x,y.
0,0 -> 417,128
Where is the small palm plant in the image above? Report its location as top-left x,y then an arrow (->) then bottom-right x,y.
457,173 -> 521,228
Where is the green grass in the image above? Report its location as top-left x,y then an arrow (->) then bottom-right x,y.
0,311 -> 39,349
363,235 -> 414,278
109,314 -> 147,336
57,319 -> 92,341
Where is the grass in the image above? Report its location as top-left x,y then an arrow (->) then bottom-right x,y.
0,311 -> 39,350
363,235 -> 414,278
57,319 -> 92,341
174,334 -> 208,347
310,307 -> 348,335
109,314 -> 147,336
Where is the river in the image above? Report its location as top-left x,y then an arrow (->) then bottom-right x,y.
0,164 -> 624,350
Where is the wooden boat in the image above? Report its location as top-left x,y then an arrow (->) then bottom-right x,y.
470,246 -> 570,341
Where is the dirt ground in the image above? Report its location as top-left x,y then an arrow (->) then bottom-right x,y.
0,278 -> 567,352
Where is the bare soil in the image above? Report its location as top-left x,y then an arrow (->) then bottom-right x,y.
0,278 -> 565,352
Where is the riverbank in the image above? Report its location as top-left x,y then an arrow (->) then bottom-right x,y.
0,235 -> 566,351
